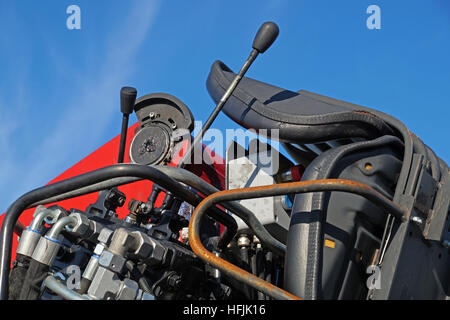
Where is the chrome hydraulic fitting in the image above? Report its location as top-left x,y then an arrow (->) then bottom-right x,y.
82,228 -> 113,282
65,210 -> 103,241
17,206 -> 66,258
31,215 -> 77,266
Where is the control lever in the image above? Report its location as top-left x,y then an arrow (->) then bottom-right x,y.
178,21 -> 279,167
118,86 -> 137,163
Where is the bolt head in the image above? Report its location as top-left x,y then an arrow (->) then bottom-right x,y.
411,216 -> 423,225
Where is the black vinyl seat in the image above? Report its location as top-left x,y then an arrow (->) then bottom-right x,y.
206,60 -> 394,143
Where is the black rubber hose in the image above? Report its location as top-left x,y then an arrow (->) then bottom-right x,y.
0,164 -> 237,300
285,135 -> 403,299
7,254 -> 29,300
157,166 -> 285,253
14,222 -> 24,237
238,247 -> 253,299
29,165 -> 285,256
18,260 -> 49,300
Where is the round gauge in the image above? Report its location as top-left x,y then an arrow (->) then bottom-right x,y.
129,124 -> 171,165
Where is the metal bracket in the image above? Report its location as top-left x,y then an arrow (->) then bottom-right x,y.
406,153 -> 448,242
423,166 -> 450,242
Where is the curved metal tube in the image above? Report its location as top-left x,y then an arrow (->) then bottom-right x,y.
43,275 -> 89,300
47,216 -> 78,240
0,164 -> 236,300
29,207 -> 62,232
286,135 -> 403,299
189,179 -> 406,300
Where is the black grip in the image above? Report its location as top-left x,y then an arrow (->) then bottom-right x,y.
252,22 -> 279,53
120,86 -> 137,115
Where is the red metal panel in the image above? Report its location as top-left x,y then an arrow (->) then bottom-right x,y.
1,122 -> 225,263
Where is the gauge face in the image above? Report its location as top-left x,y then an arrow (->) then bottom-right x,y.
129,125 -> 171,165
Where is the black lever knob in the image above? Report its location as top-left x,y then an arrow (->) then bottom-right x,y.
118,86 -> 137,163
252,21 -> 279,54
120,86 -> 137,115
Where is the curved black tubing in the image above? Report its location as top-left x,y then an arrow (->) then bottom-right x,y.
0,164 -> 237,300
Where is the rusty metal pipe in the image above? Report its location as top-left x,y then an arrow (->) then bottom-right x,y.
189,179 -> 407,300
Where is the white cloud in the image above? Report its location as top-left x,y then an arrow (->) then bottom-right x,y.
1,1 -> 161,210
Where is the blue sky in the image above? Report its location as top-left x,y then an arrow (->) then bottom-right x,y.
0,0 -> 449,210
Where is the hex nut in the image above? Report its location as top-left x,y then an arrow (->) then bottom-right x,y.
99,250 -> 127,274
44,207 -> 67,225
67,212 -> 91,237
98,228 -> 113,244
116,278 -> 139,300
93,243 -> 106,256
109,228 -> 137,256
145,238 -> 166,266
129,231 -> 154,259
87,220 -> 103,241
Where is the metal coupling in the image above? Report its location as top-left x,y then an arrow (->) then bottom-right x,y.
87,266 -> 140,300
98,250 -> 127,274
16,228 -> 42,258
17,206 -> 66,258
31,215 -> 78,266
65,211 -> 102,240
82,244 -> 105,281
82,228 -> 114,281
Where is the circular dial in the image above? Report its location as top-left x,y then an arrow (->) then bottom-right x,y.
129,124 -> 171,165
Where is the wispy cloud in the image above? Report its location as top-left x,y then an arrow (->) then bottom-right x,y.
1,1 -> 161,210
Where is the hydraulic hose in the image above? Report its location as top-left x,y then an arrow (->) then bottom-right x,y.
0,164 -> 236,300
157,166 -> 285,254
189,179 -> 406,300
14,222 -> 24,237
19,215 -> 78,300
29,165 -> 285,255
9,206 -> 65,300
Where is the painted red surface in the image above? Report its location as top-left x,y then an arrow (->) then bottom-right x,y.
1,122 -> 225,263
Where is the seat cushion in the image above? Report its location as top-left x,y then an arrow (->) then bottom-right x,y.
206,60 -> 394,143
